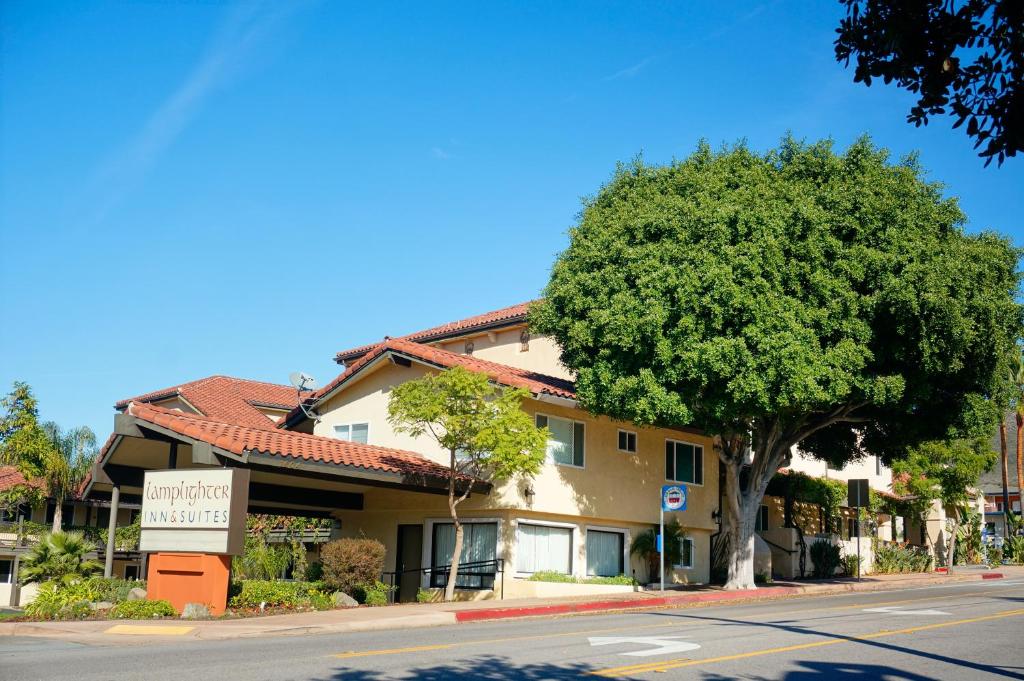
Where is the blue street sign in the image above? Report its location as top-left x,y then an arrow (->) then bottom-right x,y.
656,533 -> 662,552
662,484 -> 687,512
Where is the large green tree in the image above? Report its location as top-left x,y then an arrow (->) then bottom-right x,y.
388,367 -> 547,601
532,137 -> 1021,589
39,423 -> 97,532
0,382 -> 55,518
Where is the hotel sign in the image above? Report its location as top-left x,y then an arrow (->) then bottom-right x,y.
139,469 -> 249,555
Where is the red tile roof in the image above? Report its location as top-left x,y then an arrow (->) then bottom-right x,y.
116,376 -> 301,430
285,337 -> 576,428
0,466 -> 45,495
334,301 -> 534,364
127,402 -> 465,485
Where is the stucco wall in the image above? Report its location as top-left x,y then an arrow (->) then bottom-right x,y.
788,449 -> 893,494
434,328 -> 573,381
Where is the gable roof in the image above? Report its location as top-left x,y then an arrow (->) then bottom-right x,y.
334,301 -> 534,364
285,337 -> 576,428
0,466 -> 46,495
126,402 -> 467,486
115,375 -> 301,430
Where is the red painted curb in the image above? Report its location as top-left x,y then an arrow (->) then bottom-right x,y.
453,587 -> 793,623
982,572 -> 1004,579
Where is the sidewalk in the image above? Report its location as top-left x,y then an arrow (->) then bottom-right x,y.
1,567 -> 1018,646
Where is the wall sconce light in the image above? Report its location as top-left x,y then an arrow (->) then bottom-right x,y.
522,483 -> 536,500
712,508 -> 722,526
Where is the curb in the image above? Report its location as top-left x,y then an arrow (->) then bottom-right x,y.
453,572 -> 1007,623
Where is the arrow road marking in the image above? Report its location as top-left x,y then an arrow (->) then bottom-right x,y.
863,606 -> 950,616
588,636 -> 702,657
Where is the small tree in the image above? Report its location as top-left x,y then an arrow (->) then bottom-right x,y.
891,439 -> 995,573
19,531 -> 103,585
0,382 -> 54,479
630,519 -> 685,583
388,367 -> 547,601
40,423 -> 97,532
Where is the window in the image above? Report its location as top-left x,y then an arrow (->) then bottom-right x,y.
586,529 -> 625,577
95,507 -> 110,528
665,440 -> 703,485
0,504 -> 29,522
755,505 -> 769,532
536,414 -> 584,467
333,423 -> 369,444
617,430 -> 637,454
0,559 -> 12,584
516,523 -> 572,574
124,564 -> 140,581
846,518 -> 859,539
431,522 -> 498,589
45,502 -> 75,528
674,538 -> 695,569
875,455 -> 882,476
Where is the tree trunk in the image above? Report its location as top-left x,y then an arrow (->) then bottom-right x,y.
1001,420 -> 1011,538
443,448 -> 464,603
51,503 -> 62,534
1016,412 -> 1023,515
723,458 -> 758,590
945,516 -> 959,577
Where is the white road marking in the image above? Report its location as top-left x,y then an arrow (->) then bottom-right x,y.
588,636 -> 702,657
862,606 -> 950,616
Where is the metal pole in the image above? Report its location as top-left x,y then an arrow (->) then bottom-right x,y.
104,485 -> 120,578
856,517 -> 862,581
660,504 -> 665,592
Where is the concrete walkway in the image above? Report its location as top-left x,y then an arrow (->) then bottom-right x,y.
1,567 -> 1018,646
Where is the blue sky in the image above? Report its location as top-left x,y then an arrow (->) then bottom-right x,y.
2,1 -> 1022,440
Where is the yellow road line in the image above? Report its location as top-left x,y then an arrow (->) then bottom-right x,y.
335,643 -> 455,658
588,607 -> 1024,677
105,624 -> 195,636
328,585 -> 1022,661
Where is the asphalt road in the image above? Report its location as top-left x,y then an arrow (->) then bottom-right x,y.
2,579 -> 1023,680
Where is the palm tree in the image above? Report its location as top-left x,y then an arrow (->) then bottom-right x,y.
630,520 -> 685,584
19,530 -> 102,584
40,423 -> 97,532
1012,350 -> 1024,512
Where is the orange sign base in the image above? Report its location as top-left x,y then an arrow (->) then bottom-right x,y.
146,552 -> 231,616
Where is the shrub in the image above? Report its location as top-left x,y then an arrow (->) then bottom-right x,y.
1003,535 -> 1024,564
232,536 -> 291,581
24,579 -> 96,620
87,577 -> 146,604
228,580 -> 332,610
872,542 -> 933,574
527,571 -> 576,583
320,538 -> 386,596
19,531 -> 103,584
526,572 -> 637,586
305,561 -> 324,582
842,554 -> 862,577
109,599 -> 177,619
809,540 -> 841,578
416,588 -> 436,603
353,580 -> 393,606
986,544 -> 1003,566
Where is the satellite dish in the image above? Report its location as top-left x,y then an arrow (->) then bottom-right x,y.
289,371 -> 317,392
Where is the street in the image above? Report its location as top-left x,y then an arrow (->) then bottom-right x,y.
2,580 -> 1022,680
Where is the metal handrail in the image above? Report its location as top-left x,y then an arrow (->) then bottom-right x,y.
382,558 -> 505,603
760,537 -> 797,555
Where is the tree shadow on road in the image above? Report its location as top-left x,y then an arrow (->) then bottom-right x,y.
701,660 -> 941,680
315,654 -> 595,680
642,610 -> 1024,680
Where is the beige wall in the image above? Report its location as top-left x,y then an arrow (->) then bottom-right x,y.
434,327 -> 573,381
788,448 -> 893,494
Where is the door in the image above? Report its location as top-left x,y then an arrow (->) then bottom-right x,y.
395,524 -> 423,603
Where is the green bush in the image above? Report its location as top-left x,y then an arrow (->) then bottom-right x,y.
986,544 -> 1003,566
1003,535 -> 1024,564
320,538 -> 386,596
87,577 -> 146,604
228,580 -> 332,610
109,599 -> 177,619
24,579 -> 97,620
353,580 -> 393,606
232,536 -> 291,581
416,588 -> 436,603
810,540 -> 842,578
872,542 -> 934,574
526,572 -> 637,586
842,554 -> 862,577
305,561 -> 324,582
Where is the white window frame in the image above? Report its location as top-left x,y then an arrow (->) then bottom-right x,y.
617,429 -> 637,454
755,504 -> 769,532
665,438 -> 705,486
536,412 -> 586,469
673,537 -> 695,569
422,517 -> 504,590
513,519 -> 575,577
332,422 -> 370,444
584,524 -> 630,578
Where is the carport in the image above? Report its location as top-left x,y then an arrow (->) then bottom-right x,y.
84,402 -> 488,577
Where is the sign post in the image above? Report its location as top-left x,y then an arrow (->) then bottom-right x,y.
848,479 -> 869,581
140,468 -> 249,615
660,485 -> 687,592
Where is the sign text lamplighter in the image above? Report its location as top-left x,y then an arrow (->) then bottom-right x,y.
660,485 -> 688,592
